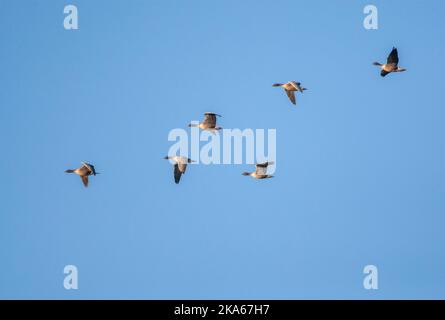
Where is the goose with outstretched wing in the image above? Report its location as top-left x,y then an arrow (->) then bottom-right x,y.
189,112 -> 222,132
164,156 -> 195,184
273,81 -> 307,105
242,161 -> 274,179
373,47 -> 407,77
65,162 -> 99,187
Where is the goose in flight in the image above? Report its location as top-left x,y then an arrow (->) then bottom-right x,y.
273,81 -> 307,105
189,112 -> 222,132
242,162 -> 274,179
164,156 -> 195,184
373,47 -> 406,77
65,162 -> 99,187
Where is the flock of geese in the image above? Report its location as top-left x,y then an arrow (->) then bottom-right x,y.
65,47 -> 406,186
165,110 -> 278,183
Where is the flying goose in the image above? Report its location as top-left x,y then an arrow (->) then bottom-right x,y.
65,162 -> 98,187
373,47 -> 406,77
189,112 -> 222,132
242,162 -> 274,179
272,81 -> 307,105
164,156 -> 195,184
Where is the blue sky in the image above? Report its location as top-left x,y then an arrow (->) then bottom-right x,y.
1,0 -> 444,299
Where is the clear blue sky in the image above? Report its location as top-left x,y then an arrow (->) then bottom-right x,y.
1,0 -> 444,299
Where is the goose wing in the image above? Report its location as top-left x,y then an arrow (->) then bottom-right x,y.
387,47 -> 399,66
173,164 -> 183,184
81,175 -> 89,187
285,90 -> 296,105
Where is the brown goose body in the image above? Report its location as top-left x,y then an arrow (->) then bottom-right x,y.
65,162 -> 98,187
242,161 -> 274,179
273,81 -> 307,105
189,112 -> 222,132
